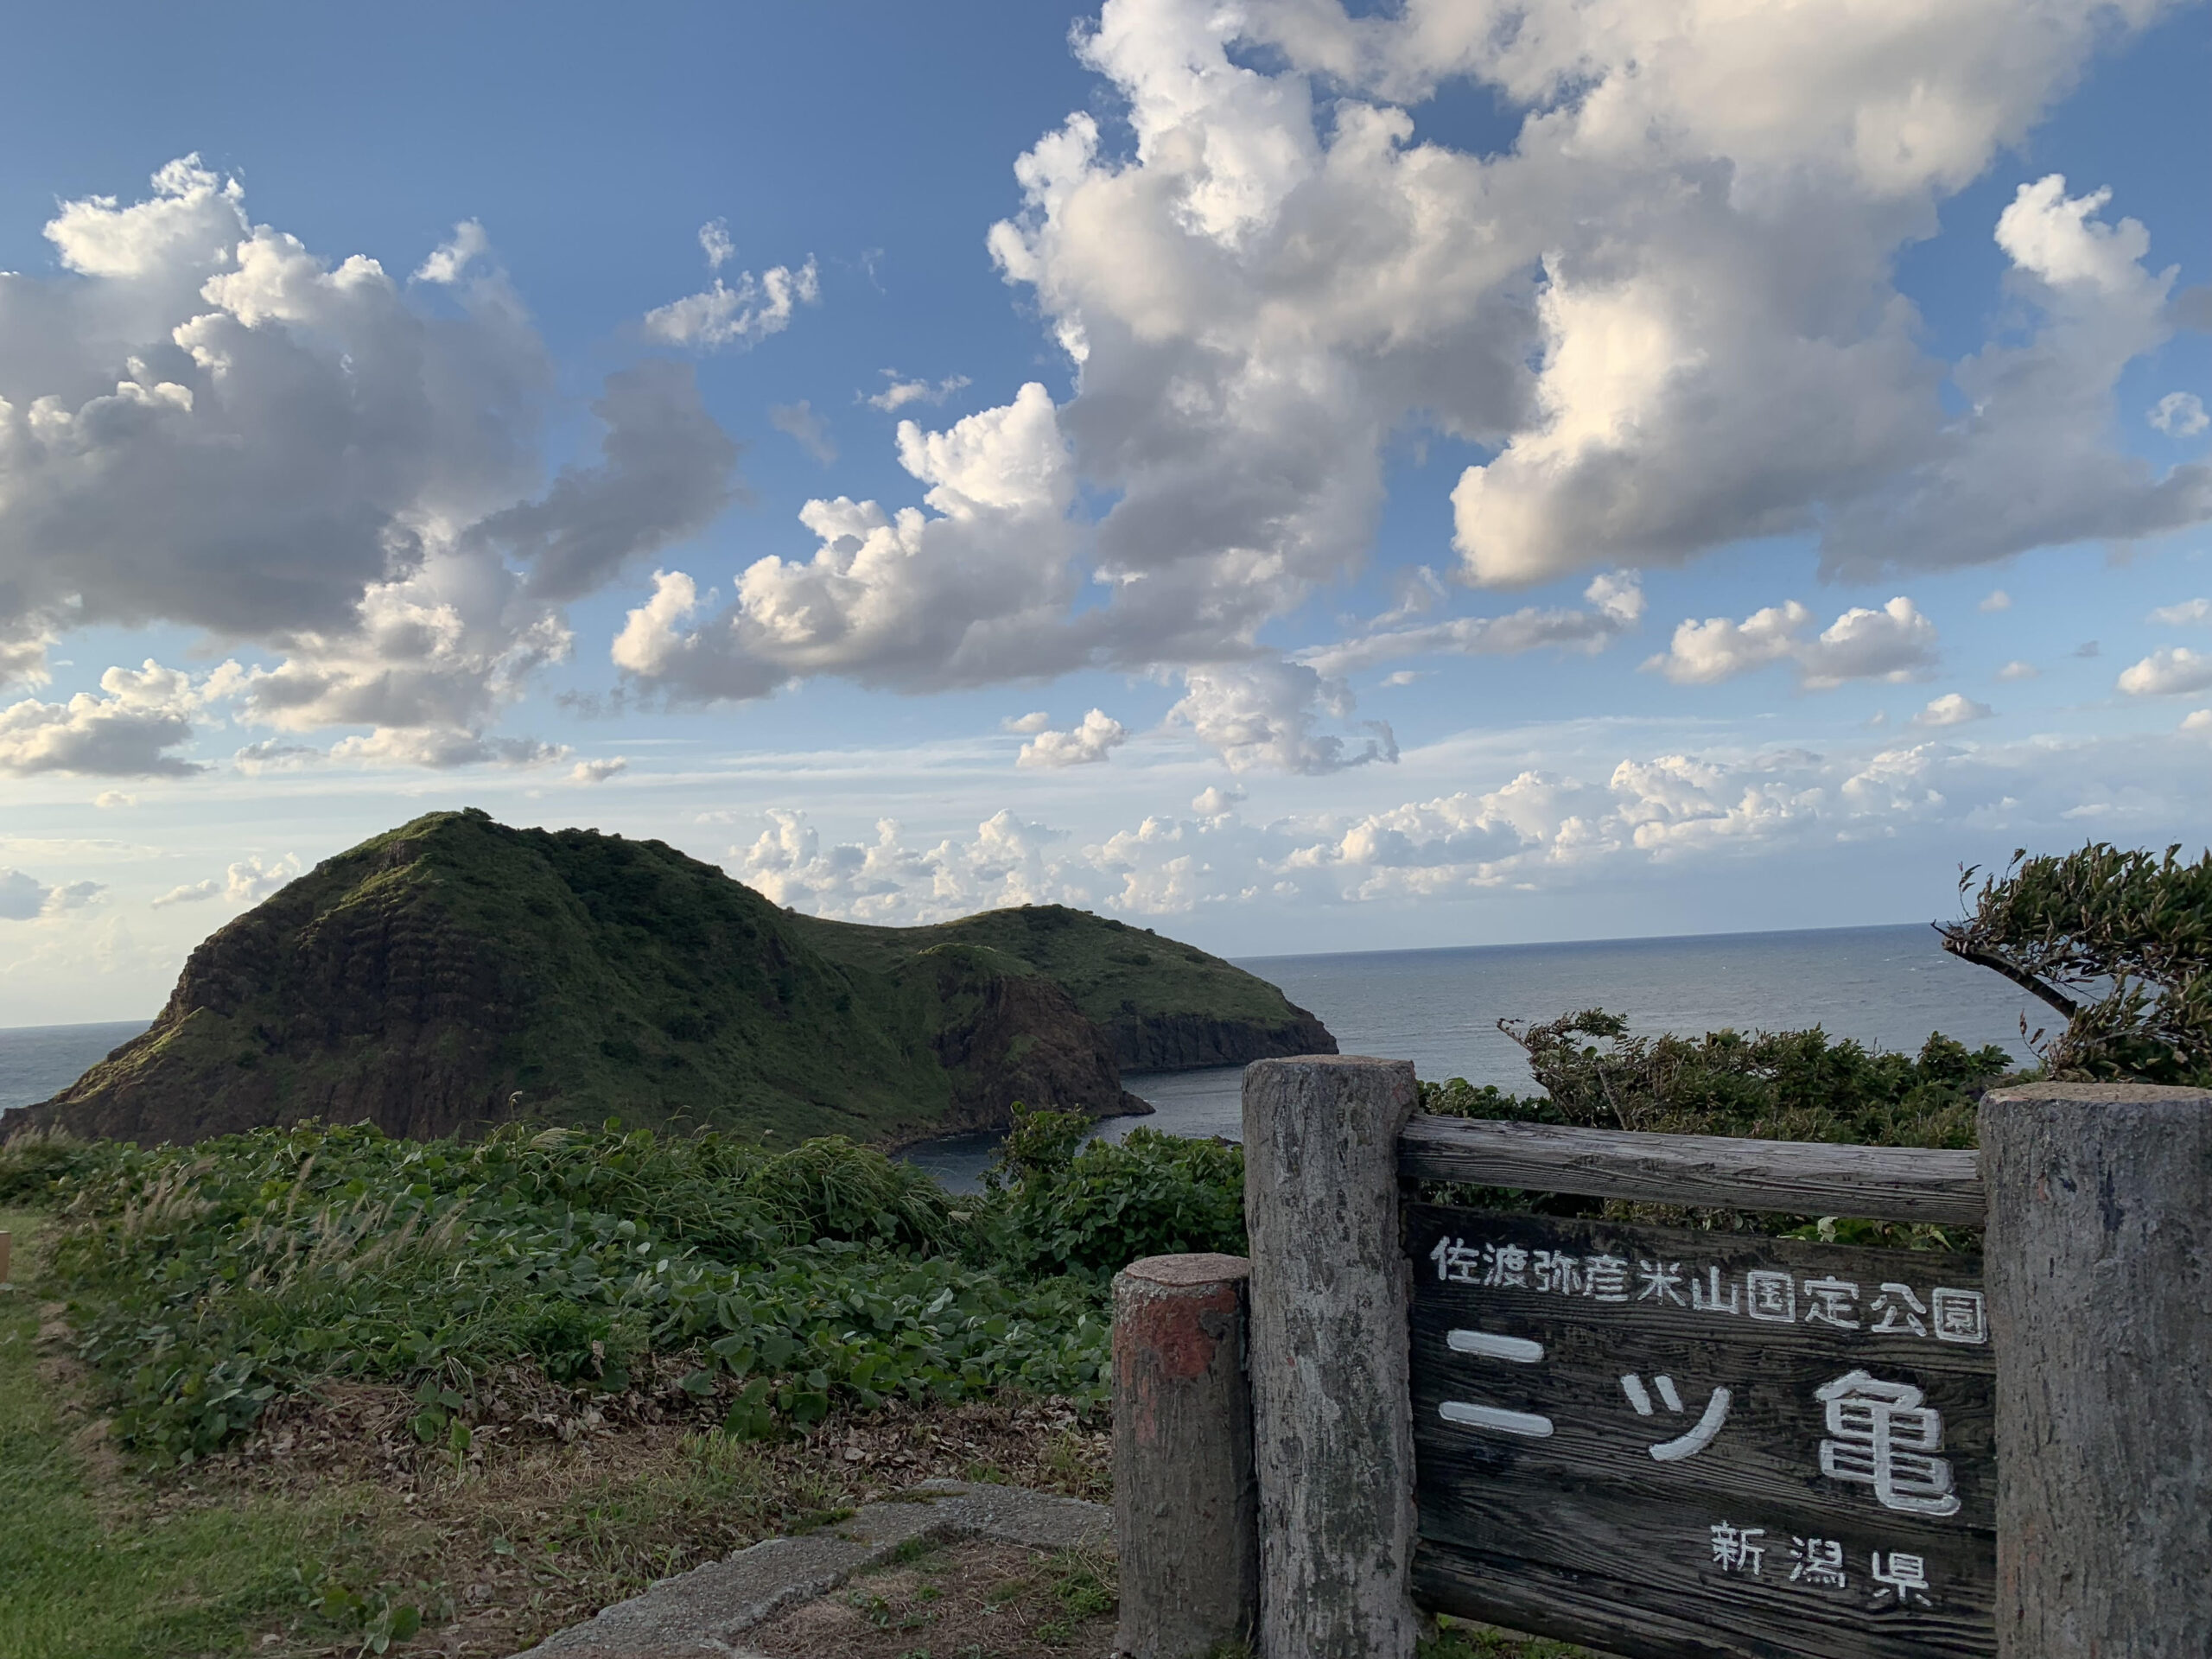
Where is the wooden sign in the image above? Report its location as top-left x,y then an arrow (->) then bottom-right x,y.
1405,1203 -> 1995,1659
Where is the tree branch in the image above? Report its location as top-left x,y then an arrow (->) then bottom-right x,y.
1939,930 -> 2084,1021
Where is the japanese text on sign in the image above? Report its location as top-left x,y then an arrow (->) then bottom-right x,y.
1429,1234 -> 1987,1344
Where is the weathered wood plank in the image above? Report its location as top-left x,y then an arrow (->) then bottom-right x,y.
1111,1253 -> 1258,1657
1981,1083 -> 2212,1658
1399,1116 -> 1986,1224
1243,1056 -> 1422,1658
1407,1205 -> 1997,1659
1416,1518 -> 1995,1659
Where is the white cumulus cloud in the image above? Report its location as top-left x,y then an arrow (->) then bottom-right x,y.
1192,785 -> 1243,817
698,219 -> 735,272
613,383 -> 1080,699
1016,709 -> 1128,768
972,1 -> 2206,615
0,868 -> 105,920
1169,661 -> 1396,775
0,157 -> 741,764
731,809 -> 1081,923
865,372 -> 971,412
1915,693 -> 1993,727
2118,647 -> 2212,698
569,755 -> 628,785
151,853 -> 300,909
643,254 -> 820,351
2149,598 -> 2212,626
0,660 -> 216,777
1643,597 -> 1937,689
2150,391 -> 2209,438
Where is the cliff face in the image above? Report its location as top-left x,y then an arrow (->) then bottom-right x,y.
789,903 -> 1339,1079
918,945 -> 1149,1130
16,811 -> 1328,1147
1108,1009 -> 1338,1072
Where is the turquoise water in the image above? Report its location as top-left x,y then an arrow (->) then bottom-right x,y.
2,925 -> 2041,1187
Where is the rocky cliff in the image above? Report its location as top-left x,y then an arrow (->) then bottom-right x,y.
15,811 -> 1330,1147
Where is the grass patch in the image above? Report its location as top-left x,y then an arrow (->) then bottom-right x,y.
0,1209 -> 322,1658
747,1539 -> 1121,1656
1421,1619 -> 1595,1657
1,1198 -> 1110,1657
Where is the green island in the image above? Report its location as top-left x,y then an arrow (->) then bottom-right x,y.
1,837 -> 2202,1656
11,810 -> 1333,1149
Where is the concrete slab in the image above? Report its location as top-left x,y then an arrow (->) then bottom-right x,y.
508,1480 -> 1109,1659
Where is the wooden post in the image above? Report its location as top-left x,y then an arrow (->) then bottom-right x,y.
1112,1252 -> 1258,1658
1980,1081 -> 2212,1658
1243,1055 -> 1421,1659
0,1229 -> 10,1284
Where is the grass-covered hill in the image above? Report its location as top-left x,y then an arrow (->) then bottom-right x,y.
11,810 -> 1334,1147
790,903 -> 1332,1072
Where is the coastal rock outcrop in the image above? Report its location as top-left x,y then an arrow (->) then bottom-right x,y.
15,810 -> 1331,1147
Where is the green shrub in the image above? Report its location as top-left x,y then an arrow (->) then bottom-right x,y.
1415,1014 -> 2009,1246
1502,1010 -> 2008,1147
1942,841 -> 2212,1084
0,1130 -> 122,1205
976,1105 -> 1246,1281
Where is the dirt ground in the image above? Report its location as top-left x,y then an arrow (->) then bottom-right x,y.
748,1540 -> 1120,1659
36,1315 -> 1109,1659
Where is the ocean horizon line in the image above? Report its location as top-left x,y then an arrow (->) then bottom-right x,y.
2,917 -> 1951,1038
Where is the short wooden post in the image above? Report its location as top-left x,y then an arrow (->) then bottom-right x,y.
1112,1252 -> 1258,1657
1243,1055 -> 1421,1659
1981,1082 -> 2212,1657
0,1229 -> 10,1284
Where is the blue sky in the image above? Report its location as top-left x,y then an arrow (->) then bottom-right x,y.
3,0 -> 2209,1024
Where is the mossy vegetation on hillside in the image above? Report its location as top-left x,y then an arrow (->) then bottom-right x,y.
796,904 -> 1307,1045
18,810 -> 1332,1147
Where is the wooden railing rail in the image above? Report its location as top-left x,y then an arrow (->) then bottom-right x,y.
1397,1114 -> 1986,1225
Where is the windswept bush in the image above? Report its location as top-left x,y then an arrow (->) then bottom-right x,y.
1412,1014 -> 2008,1246
1942,841 -> 2212,1084
1498,1011 -> 2007,1147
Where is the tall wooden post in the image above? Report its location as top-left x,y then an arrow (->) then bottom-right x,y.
1112,1252 -> 1258,1658
1243,1055 -> 1421,1659
1980,1081 -> 2212,1657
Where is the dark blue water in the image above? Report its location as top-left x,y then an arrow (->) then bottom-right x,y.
0,1020 -> 150,1115
903,922 -> 2044,1189
1,925 -> 2042,1185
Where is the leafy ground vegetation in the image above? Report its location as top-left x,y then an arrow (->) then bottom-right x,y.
0,995 -> 2029,1657
0,1115 -> 1236,1656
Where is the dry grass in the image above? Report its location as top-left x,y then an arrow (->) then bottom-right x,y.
748,1540 -> 1120,1658
150,1375 -> 1109,1657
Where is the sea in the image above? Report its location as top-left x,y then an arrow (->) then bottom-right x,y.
0,923 -> 2044,1191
